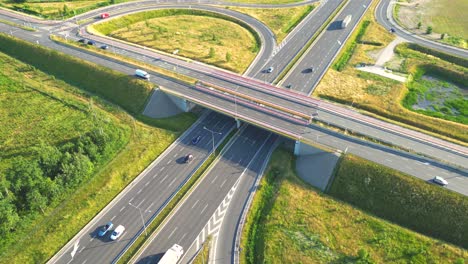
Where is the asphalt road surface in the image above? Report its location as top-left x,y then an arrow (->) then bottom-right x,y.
48,111 -> 235,264
281,0 -> 372,94
132,126 -> 276,263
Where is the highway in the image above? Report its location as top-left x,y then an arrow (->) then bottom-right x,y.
375,0 -> 468,59
131,126 -> 276,263
47,111 -> 235,264
0,1 -> 467,263
281,0 -> 371,94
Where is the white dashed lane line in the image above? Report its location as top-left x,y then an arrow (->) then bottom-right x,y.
168,227 -> 178,239
119,206 -> 125,212
200,204 -> 208,215
192,199 -> 199,209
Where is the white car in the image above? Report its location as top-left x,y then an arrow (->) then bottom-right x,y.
433,176 -> 448,186
110,225 -> 125,240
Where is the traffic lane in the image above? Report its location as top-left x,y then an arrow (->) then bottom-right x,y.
253,0 -> 345,82
53,113 -> 235,264
313,110 -> 468,168
375,0 -> 468,59
303,125 -> 468,196
213,136 -> 278,264
283,0 -> 371,94
133,126 -> 272,263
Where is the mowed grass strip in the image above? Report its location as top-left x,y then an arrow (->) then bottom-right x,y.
228,4 -> 316,43
92,9 -> 258,73
241,147 -> 467,264
0,41 -> 196,263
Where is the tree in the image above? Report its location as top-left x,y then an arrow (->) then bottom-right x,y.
37,144 -> 62,177
0,198 -> 20,236
225,52 -> 231,62
62,4 -> 69,16
440,33 -> 446,40
209,47 -> 215,58
58,153 -> 94,187
426,26 -> 433,34
417,21 -> 422,29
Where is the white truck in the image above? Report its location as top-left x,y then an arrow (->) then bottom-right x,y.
341,15 -> 352,29
158,244 -> 184,264
135,69 -> 150,80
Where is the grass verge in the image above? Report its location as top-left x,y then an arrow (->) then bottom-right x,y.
0,33 -> 152,114
329,154 -> 468,249
0,50 -> 197,263
192,236 -> 211,264
228,4 -> 316,44
92,9 -> 261,73
241,147 -> 467,263
119,129 -> 237,264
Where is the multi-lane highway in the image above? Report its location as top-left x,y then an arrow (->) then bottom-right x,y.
48,112 -> 235,264
281,0 -> 371,94
0,0 -> 467,263
131,126 -> 276,263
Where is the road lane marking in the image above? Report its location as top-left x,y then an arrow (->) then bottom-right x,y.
173,154 -> 178,158
82,259 -> 88,264
120,206 -> 126,212
168,177 -> 177,187
178,233 -> 187,244
160,174 -> 169,183
129,197 -> 135,203
89,237 -> 94,242
111,215 -> 116,221
79,246 -> 85,253
192,199 -> 199,209
145,202 -> 154,212
200,204 -> 208,215
211,174 -> 219,183
166,160 -> 171,165
152,174 -> 157,179
220,179 -> 227,188
159,167 -> 165,172
136,199 -> 145,208
144,181 -> 150,187
168,227 -> 178,239
137,189 -> 142,194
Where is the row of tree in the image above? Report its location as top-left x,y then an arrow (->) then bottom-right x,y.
0,129 -> 123,236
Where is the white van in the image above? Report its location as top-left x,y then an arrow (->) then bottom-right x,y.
158,244 -> 184,264
135,69 -> 150,80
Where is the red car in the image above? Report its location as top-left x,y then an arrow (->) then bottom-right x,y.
100,13 -> 110,19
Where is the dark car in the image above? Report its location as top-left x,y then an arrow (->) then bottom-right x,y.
100,45 -> 109,50
87,40 -> 96,45
78,38 -> 86,43
286,83 -> 292,89
191,136 -> 202,145
305,67 -> 314,73
98,221 -> 113,237
184,154 -> 194,163
390,28 -> 396,33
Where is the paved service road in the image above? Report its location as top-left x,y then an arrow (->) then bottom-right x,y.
375,0 -> 468,59
49,112 -> 235,264
132,126 -> 276,264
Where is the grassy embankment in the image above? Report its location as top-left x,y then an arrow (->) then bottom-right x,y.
92,9 -> 260,73
0,33 -> 196,263
192,236 -> 211,264
313,0 -> 468,144
241,147 -> 468,264
394,0 -> 467,48
228,4 -> 316,44
0,0 -> 128,19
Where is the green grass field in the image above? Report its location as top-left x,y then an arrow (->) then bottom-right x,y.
92,9 -> 259,73
0,42 -> 196,262
228,5 -> 316,43
241,147 -> 468,264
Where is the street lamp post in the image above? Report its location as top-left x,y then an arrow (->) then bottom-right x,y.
128,202 -> 148,236
203,126 -> 222,154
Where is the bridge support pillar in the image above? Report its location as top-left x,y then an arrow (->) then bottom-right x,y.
166,92 -> 195,112
235,118 -> 242,129
294,140 -> 324,156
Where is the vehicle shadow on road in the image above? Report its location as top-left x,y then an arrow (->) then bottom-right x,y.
135,253 -> 164,264
327,21 -> 343,31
